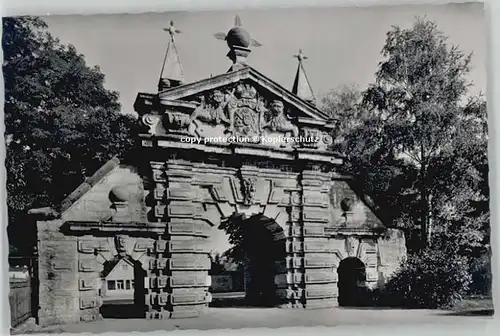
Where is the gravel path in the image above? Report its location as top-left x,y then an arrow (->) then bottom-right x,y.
27,307 -> 493,334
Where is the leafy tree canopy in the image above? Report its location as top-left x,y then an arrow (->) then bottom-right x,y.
3,16 -> 139,255
321,18 -> 488,254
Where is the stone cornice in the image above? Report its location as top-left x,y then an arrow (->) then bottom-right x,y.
62,221 -> 167,234
140,133 -> 343,165
324,227 -> 386,237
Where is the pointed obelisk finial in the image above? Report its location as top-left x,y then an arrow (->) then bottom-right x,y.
214,15 -> 262,72
158,20 -> 184,92
292,49 -> 316,105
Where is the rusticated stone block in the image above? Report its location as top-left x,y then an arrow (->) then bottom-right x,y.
79,260 -> 98,272
166,188 -> 196,201
169,290 -> 207,305
150,276 -> 168,289
167,220 -> 208,237
78,240 -> 96,253
149,258 -> 168,270
288,242 -> 303,252
154,205 -> 166,218
303,226 -> 326,237
304,284 -> 338,299
167,201 -> 198,217
79,277 -> 97,291
168,273 -> 208,288
96,240 -> 109,252
147,293 -> 158,306
152,184 -> 166,200
302,192 -> 329,207
301,270 -> 337,284
80,297 -> 100,309
80,310 -> 102,322
155,239 -> 167,252
157,293 -> 169,306
152,169 -> 166,182
303,239 -> 335,253
301,178 -> 323,187
170,307 -> 202,319
169,255 -> 210,271
303,254 -> 339,268
302,208 -> 330,223
51,259 -> 76,271
168,240 -> 209,253
305,298 -> 338,309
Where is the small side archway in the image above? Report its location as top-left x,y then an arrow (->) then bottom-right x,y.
99,255 -> 147,319
337,257 -> 367,307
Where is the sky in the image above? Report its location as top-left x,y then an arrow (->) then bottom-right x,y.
42,2 -> 486,115
41,3 -> 486,254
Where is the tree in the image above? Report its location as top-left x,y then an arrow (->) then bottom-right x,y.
3,16 -> 139,255
348,18 -> 484,249
321,85 -> 420,232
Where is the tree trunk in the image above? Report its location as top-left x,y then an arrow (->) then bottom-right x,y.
420,189 -> 429,249
419,144 -> 430,249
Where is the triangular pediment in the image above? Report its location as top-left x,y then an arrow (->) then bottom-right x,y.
157,66 -> 330,122
135,66 -> 337,152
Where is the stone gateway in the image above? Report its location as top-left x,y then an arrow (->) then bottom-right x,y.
30,17 -> 407,326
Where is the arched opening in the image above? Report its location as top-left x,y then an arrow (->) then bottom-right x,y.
99,256 -> 146,318
210,213 -> 286,307
337,257 -> 367,307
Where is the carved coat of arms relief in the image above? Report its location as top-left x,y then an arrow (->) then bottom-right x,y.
185,82 -> 300,141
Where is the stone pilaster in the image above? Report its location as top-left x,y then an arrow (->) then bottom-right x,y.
37,220 -> 80,326
146,161 -> 212,319
300,170 -> 339,309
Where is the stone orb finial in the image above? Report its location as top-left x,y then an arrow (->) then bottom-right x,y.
340,197 -> 354,212
226,27 -> 251,48
109,184 -> 142,204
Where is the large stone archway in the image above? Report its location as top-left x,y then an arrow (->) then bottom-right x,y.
32,64 -> 408,326
141,157 -> 339,316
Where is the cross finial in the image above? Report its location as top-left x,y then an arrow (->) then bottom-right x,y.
163,20 -> 181,42
158,19 -> 184,91
293,49 -> 308,62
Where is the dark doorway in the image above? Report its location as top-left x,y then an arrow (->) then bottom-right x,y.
337,257 -> 367,307
213,213 -> 286,308
99,256 -> 146,319
242,214 -> 286,307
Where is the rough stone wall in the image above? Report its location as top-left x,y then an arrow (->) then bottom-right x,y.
63,165 -> 145,222
37,220 -> 79,326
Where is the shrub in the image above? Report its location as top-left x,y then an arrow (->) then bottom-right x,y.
468,252 -> 492,296
374,249 -> 472,309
